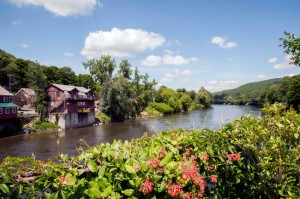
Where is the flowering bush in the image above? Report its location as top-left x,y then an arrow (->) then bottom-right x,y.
0,103 -> 299,198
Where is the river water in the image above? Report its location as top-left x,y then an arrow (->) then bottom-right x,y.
0,105 -> 260,161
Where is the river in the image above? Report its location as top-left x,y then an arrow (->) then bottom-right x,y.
0,105 -> 260,161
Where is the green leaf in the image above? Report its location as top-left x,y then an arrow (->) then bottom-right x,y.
159,152 -> 173,166
88,186 -> 101,198
88,159 -> 98,173
0,184 -> 9,194
294,133 -> 299,139
206,145 -> 214,156
125,165 -> 136,174
98,166 -> 106,178
123,189 -> 134,196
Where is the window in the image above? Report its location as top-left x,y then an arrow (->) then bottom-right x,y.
5,108 -> 10,114
4,96 -> 8,102
12,107 -> 16,113
9,97 -> 12,102
56,91 -> 61,97
0,108 -> 3,114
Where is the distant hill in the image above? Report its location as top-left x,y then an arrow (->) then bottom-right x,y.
213,77 -> 283,96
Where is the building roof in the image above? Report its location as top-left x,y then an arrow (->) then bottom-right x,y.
16,88 -> 36,96
49,83 -> 91,93
0,102 -> 17,107
0,86 -> 13,96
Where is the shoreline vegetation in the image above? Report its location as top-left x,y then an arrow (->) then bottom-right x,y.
0,103 -> 299,198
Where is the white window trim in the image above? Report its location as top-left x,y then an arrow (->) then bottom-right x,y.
0,108 -> 3,114
12,107 -> 16,113
5,108 -> 10,114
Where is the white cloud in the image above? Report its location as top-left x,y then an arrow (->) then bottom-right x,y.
8,0 -> 100,17
182,69 -> 192,76
273,55 -> 294,70
12,20 -> 22,25
160,69 -> 192,84
141,50 -> 198,66
64,52 -> 74,57
268,57 -> 278,63
200,80 -> 240,92
21,43 -> 28,48
211,36 -> 238,49
81,28 -> 165,59
257,75 -> 266,80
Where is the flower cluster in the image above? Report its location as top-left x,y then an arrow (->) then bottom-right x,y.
139,177 -> 154,195
147,158 -> 159,168
158,147 -> 166,158
228,153 -> 241,161
167,182 -> 184,197
211,175 -> 218,183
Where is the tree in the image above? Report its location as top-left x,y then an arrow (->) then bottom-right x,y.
77,74 -> 96,92
56,66 -> 77,85
196,87 -> 213,108
118,60 -> 132,79
42,66 -> 59,84
286,76 -> 300,110
280,32 -> 300,67
83,56 -> 116,85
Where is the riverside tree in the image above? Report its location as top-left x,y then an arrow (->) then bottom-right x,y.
280,31 -> 300,67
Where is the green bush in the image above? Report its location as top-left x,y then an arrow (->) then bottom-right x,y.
32,120 -> 60,131
149,102 -> 174,114
97,112 -> 111,123
0,103 -> 299,198
145,106 -> 161,116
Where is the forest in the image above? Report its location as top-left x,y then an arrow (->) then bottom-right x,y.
0,50 -> 213,122
213,75 -> 300,110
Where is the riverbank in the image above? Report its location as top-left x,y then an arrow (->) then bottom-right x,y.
0,103 -> 298,198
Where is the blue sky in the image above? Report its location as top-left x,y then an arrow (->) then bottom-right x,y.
1,0 -> 300,92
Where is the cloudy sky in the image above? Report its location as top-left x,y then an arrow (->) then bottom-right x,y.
1,0 -> 300,92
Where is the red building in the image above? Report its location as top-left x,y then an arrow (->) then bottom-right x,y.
45,84 -> 97,129
0,86 -> 18,132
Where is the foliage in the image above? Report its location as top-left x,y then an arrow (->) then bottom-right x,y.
212,76 -> 300,109
196,87 -> 213,108
223,103 -> 300,198
0,103 -> 299,198
145,106 -> 161,116
149,102 -> 174,114
97,112 -> 111,123
32,120 -> 60,131
280,31 -> 300,67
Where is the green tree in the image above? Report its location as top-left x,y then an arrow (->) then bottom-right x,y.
77,74 -> 96,92
83,56 -> 116,85
280,32 -> 300,66
118,60 -> 132,79
196,87 -> 213,108
42,66 -> 59,84
56,66 -> 77,85
286,76 -> 300,110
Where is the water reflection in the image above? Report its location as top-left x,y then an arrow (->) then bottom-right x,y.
0,105 -> 260,161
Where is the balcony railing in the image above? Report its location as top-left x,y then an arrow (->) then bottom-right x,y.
77,106 -> 91,113
65,94 -> 97,101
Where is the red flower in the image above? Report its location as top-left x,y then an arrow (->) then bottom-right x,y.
167,182 -> 184,197
228,153 -> 241,161
147,158 -> 159,168
182,165 -> 198,181
182,192 -> 192,199
183,148 -> 191,156
211,175 -> 218,183
139,177 -> 154,195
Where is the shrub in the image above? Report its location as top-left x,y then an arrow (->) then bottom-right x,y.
0,103 -> 299,198
32,120 -> 60,131
145,106 -> 161,116
97,112 -> 111,123
149,102 -> 174,114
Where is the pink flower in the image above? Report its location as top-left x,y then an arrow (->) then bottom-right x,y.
200,153 -> 209,162
158,147 -> 167,158
182,192 -> 192,199
193,176 -> 206,197
182,165 -> 198,181
183,148 -> 191,156
211,175 -> 218,183
207,165 -> 214,172
139,177 -> 154,195
147,158 -> 159,168
228,153 -> 241,161
167,182 -> 184,197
